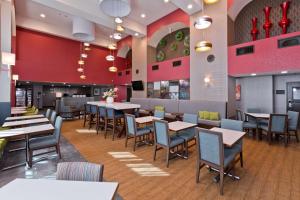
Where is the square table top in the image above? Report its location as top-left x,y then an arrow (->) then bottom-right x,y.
0,178 -> 119,200
11,110 -> 27,115
2,117 -> 49,128
168,121 -> 197,132
87,101 -> 141,110
135,116 -> 162,124
5,114 -> 44,121
0,124 -> 54,138
210,127 -> 246,147
245,113 -> 270,119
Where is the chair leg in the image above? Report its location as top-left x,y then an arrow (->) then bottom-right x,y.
268,131 -> 272,145
83,113 -> 87,127
56,144 -> 62,159
104,119 -> 108,139
28,150 -> 33,168
219,169 -> 224,195
295,130 -> 299,142
133,136 -> 137,152
284,132 -> 288,147
166,148 -> 170,168
196,161 -> 200,183
125,135 -> 128,148
112,120 -> 116,141
153,145 -> 157,161
240,152 -> 243,167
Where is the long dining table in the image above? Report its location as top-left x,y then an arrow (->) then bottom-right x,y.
2,118 -> 49,128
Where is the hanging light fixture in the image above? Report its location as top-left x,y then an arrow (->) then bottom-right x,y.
99,0 -> 131,18
116,25 -> 125,32
78,60 -> 85,65
113,32 -> 122,40
80,74 -> 86,79
115,17 -> 123,24
204,0 -> 219,4
108,43 -> 117,50
77,67 -> 84,72
195,41 -> 212,52
81,53 -> 88,58
108,66 -> 117,72
106,55 -> 115,61
194,15 -> 212,29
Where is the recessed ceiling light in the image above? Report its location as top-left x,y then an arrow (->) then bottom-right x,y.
251,73 -> 257,76
281,71 -> 288,74
26,81 -> 30,84
187,4 -> 193,10
109,35 -> 113,38
141,13 -> 146,18
164,0 -> 170,3
134,32 -> 139,36
115,17 -> 123,24
40,13 -> 46,18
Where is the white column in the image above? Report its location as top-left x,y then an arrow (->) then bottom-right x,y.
0,0 -> 13,123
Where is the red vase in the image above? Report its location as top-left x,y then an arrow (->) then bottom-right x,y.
279,1 -> 291,34
250,17 -> 259,41
263,6 -> 272,38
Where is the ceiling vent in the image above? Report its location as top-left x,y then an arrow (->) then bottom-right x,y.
72,16 -> 95,42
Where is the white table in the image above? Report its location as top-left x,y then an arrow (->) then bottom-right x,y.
136,116 -> 162,124
0,179 -> 119,200
87,101 -> 141,110
210,127 -> 246,147
5,114 -> 44,122
0,124 -> 54,170
11,110 -> 27,115
246,112 -> 270,119
11,106 -> 27,109
168,121 -> 197,132
2,118 -> 49,128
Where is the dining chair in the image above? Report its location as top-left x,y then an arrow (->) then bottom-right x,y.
178,113 -> 198,157
287,111 -> 299,142
260,114 -> 288,146
124,114 -> 151,151
83,104 -> 91,127
153,120 -> 185,168
89,105 -> 98,129
50,111 -> 57,125
220,119 -> 244,167
96,106 -> 106,134
105,108 -> 124,140
28,116 -> 63,168
154,110 -> 165,119
195,127 -> 240,195
45,109 -> 51,120
56,162 -> 104,182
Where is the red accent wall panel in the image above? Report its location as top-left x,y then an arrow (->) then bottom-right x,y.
228,31 -> 300,76
147,56 -> 190,82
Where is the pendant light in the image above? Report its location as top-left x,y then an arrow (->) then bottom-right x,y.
108,50 -> 117,72
80,74 -> 86,79
113,32 -> 122,40
106,55 -> 115,61
77,67 -> 84,72
195,41 -> 212,52
108,43 -> 117,50
204,0 -> 219,4
115,17 -> 123,24
194,15 -> 212,29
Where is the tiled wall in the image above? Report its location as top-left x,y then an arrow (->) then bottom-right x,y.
235,0 -> 300,44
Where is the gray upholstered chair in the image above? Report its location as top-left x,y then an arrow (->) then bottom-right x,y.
287,111 -> 299,142
154,110 -> 165,119
260,114 -> 288,146
153,120 -> 185,168
96,106 -> 106,134
105,108 -> 124,140
195,127 -> 240,195
45,109 -> 51,120
50,111 -> 57,125
178,114 -> 198,157
56,162 -> 104,182
124,114 -> 151,151
221,119 -> 244,167
28,116 -> 63,167
237,109 -> 257,136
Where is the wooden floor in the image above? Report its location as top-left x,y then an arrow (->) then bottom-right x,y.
62,119 -> 300,200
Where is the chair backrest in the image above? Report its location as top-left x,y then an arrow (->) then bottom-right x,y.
247,108 -> 261,113
269,114 -> 288,133
98,106 -> 106,118
236,109 -> 244,121
45,109 -> 51,119
154,105 -> 165,111
287,111 -> 299,130
90,105 -> 98,114
154,110 -> 165,118
106,108 -> 115,118
54,116 -> 63,142
183,113 -> 198,124
85,104 -> 91,113
221,119 -> 243,131
125,114 -> 137,136
153,120 -> 169,146
56,162 -> 104,182
195,127 -> 223,167
50,111 -> 57,124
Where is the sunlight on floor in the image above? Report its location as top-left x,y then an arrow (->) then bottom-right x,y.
76,129 -> 97,134
108,152 -> 170,177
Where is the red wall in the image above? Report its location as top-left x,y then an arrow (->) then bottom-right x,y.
228,31 -> 300,76
13,28 -> 128,85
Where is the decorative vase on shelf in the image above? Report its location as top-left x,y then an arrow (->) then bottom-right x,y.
263,6 -> 272,38
251,17 -> 259,41
106,97 -> 114,104
279,1 -> 291,34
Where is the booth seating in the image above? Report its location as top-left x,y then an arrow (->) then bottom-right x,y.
56,97 -> 95,119
130,98 -> 227,127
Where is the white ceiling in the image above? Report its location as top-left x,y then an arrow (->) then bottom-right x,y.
14,0 -> 202,47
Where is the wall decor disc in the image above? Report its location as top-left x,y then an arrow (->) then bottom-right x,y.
156,50 -> 166,62
159,39 -> 167,47
170,43 -> 178,51
183,48 -> 190,56
207,54 -> 215,62
175,31 -> 184,41
184,35 -> 190,47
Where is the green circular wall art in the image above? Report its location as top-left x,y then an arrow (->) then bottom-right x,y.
175,31 -> 184,41
183,48 -> 190,56
170,43 -> 178,51
159,39 -> 167,47
156,50 -> 166,62
184,35 -> 190,47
